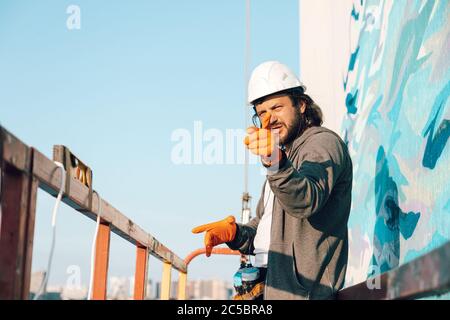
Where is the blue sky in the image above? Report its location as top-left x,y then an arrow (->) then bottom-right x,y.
0,0 -> 299,291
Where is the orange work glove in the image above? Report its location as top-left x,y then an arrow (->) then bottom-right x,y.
192,216 -> 237,257
244,112 -> 283,168
244,112 -> 275,157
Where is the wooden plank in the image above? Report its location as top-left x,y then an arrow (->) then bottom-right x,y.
33,149 -> 92,211
0,166 -> 28,299
178,272 -> 187,300
0,160 -> 37,299
161,262 -> 172,300
99,199 -> 187,272
92,222 -> 111,300
22,176 -> 39,300
133,246 -> 149,300
0,127 -> 30,172
53,145 -> 93,210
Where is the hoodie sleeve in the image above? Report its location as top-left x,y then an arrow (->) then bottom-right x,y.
266,131 -> 347,219
226,183 -> 266,255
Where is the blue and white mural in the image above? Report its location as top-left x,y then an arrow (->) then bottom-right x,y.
341,0 -> 450,287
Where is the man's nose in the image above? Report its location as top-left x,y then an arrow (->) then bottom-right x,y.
269,114 -> 278,126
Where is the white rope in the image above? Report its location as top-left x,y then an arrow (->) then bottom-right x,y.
87,191 -> 102,300
33,161 -> 65,300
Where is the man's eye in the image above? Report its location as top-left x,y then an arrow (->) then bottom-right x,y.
258,112 -> 265,117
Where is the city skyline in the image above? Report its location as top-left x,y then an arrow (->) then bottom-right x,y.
30,271 -> 234,300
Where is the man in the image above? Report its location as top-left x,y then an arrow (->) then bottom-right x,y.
193,61 -> 353,300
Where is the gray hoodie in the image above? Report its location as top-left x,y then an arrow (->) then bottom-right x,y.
227,126 -> 353,299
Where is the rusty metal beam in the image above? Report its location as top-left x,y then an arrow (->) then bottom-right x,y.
92,222 -> 111,300
178,272 -> 187,300
161,262 -> 172,300
387,241 -> 450,299
0,129 -> 38,299
133,246 -> 149,300
338,241 -> 450,300
185,247 -> 240,266
337,273 -> 388,300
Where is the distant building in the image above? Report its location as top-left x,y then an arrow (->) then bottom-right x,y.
61,286 -> 88,300
108,277 -> 132,300
154,281 -> 161,300
29,271 -> 45,295
145,279 -> 154,300
150,279 -> 231,300
186,279 -> 233,300
29,272 -> 63,300
29,272 -> 232,300
108,277 -> 155,300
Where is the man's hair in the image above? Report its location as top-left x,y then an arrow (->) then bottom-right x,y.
287,89 -> 323,127
252,87 -> 323,128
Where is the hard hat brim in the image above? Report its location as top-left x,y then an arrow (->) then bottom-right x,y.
248,85 -> 306,106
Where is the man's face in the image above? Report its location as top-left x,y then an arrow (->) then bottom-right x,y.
254,94 -> 305,145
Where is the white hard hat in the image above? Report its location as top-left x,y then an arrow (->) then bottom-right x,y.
247,61 -> 306,105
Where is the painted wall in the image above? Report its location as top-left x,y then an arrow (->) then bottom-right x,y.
300,0 -> 450,291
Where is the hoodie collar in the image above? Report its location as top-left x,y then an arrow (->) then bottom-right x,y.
284,126 -> 330,158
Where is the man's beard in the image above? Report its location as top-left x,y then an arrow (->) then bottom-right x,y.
279,109 -> 306,146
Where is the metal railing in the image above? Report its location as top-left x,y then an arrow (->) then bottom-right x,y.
0,125 -> 187,300
185,248 -> 240,266
1,124 -> 449,300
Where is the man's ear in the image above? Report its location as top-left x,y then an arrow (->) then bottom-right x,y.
300,101 -> 306,114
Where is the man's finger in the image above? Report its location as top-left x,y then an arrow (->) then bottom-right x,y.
205,232 -> 215,257
248,138 -> 270,150
248,144 -> 273,156
192,216 -> 235,234
262,112 -> 271,129
246,126 -> 258,134
205,245 -> 213,257
248,146 -> 266,155
192,222 -> 216,234
247,130 -> 270,144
